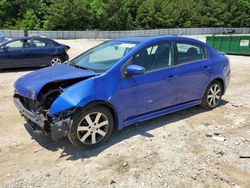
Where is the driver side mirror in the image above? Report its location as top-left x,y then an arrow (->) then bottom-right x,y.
125,65 -> 145,76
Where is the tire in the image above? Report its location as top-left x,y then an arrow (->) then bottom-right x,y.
201,80 -> 223,110
67,105 -> 114,150
51,57 -> 62,66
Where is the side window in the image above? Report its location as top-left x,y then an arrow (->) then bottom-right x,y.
5,40 -> 25,49
176,42 -> 206,65
132,42 -> 173,72
33,40 -> 46,47
28,39 -> 46,48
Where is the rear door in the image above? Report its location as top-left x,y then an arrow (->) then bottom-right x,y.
24,38 -> 56,66
174,41 -> 212,104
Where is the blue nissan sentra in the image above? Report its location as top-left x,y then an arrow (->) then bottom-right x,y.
13,36 -> 230,149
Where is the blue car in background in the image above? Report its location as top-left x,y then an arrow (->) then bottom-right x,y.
0,36 -> 69,70
13,36 -> 230,149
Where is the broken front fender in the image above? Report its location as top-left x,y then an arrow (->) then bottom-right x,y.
49,78 -> 97,115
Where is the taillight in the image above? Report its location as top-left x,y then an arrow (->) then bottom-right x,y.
65,45 -> 70,52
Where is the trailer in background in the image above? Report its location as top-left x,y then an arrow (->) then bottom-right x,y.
206,35 -> 250,55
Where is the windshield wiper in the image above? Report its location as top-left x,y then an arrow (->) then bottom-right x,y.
72,64 -> 94,72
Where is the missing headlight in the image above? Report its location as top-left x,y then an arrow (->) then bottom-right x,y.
50,107 -> 77,122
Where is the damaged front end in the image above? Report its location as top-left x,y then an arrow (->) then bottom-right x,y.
13,94 -> 74,140
13,64 -> 99,141
14,86 -> 76,140
13,77 -> 92,140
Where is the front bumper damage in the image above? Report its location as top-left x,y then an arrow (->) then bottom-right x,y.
13,97 -> 72,141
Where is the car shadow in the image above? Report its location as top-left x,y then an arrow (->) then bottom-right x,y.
24,100 -> 229,160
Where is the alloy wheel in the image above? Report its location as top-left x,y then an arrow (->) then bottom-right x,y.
77,112 -> 109,145
207,83 -> 222,108
51,58 -> 62,66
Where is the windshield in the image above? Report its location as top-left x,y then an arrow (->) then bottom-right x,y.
70,40 -> 138,72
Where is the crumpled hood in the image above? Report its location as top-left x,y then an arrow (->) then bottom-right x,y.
14,64 -> 98,99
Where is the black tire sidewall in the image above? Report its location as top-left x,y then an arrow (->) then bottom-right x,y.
67,105 -> 114,150
201,80 -> 223,110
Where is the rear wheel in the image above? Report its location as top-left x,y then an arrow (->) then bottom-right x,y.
51,57 -> 62,66
201,80 -> 223,110
67,106 -> 114,150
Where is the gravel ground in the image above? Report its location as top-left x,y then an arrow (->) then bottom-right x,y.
0,39 -> 249,188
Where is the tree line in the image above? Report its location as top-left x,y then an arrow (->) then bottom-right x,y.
0,0 -> 250,31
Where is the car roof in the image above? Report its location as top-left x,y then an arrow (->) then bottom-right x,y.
10,36 -> 49,40
114,35 -> 206,45
114,37 -> 155,43
0,36 -> 52,46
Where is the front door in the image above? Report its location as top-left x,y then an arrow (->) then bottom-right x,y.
117,42 -> 177,121
0,40 -> 28,69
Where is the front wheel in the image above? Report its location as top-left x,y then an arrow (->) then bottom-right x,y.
67,106 -> 114,150
201,81 -> 223,110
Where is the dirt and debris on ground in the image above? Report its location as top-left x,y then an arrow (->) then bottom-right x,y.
0,39 -> 249,188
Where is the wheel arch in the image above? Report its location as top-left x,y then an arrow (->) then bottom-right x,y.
78,100 -> 119,130
52,54 -> 63,59
213,77 -> 225,95
201,77 -> 225,99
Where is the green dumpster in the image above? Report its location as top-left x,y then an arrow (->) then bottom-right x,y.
206,35 -> 250,55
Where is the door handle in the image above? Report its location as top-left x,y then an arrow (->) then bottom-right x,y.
202,66 -> 209,70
